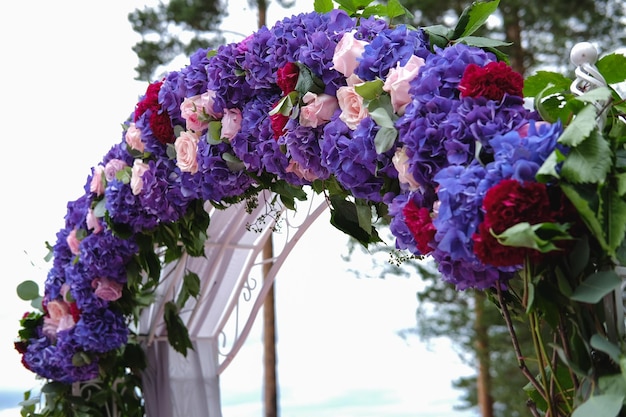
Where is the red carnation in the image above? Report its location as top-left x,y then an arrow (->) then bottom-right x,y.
69,302 -> 81,323
276,62 -> 299,94
458,61 -> 523,101
134,80 -> 164,121
150,110 -> 175,144
473,179 -> 554,267
403,199 -> 436,255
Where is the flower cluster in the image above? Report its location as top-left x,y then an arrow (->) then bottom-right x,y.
15,1 -> 626,415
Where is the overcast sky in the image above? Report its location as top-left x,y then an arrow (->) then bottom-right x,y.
0,1 -> 477,415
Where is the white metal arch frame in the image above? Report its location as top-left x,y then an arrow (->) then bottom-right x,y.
137,188 -> 329,417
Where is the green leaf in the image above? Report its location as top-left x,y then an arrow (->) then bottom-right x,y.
452,0 -> 499,39
570,270 -> 621,304
164,301 -> 193,356
560,129 -> 612,183
604,188 -> 626,255
616,172 -> 626,196
597,53 -> 626,85
183,271 -> 201,298
222,152 -> 245,171
572,394 -> 625,417
558,105 -> 598,147
493,222 -> 572,252
575,86 -> 613,105
313,0 -> 334,13
536,150 -> 561,182
423,25 -> 453,48
355,79 -> 384,101
17,280 -> 40,301
560,183 -> 606,249
523,71 -> 572,98
295,63 -> 325,95
206,120 -> 222,144
374,127 -> 398,154
385,0 -> 412,19
329,195 -> 381,247
368,107 -> 395,129
455,36 -> 511,49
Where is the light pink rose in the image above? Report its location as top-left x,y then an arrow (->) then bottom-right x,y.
43,300 -> 75,340
299,92 -> 339,128
86,208 -> 103,234
174,131 -> 200,173
199,90 -> 222,119
517,121 -> 551,138
285,160 -> 319,182
221,108 -> 242,140
66,228 -> 81,255
60,284 -> 72,302
332,31 -> 368,77
383,55 -> 425,115
392,147 -> 420,191
125,123 -> 145,152
337,85 -> 369,130
90,165 -> 105,196
180,96 -> 208,132
91,277 -> 123,301
104,159 -> 128,182
130,159 -> 150,195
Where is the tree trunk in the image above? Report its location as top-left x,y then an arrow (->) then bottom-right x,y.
262,237 -> 279,417
474,291 -> 493,417
501,5 -> 526,74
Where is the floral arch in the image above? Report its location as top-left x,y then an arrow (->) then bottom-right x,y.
14,0 -> 626,416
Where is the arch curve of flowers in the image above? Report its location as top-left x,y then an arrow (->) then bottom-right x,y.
14,0 -> 626,415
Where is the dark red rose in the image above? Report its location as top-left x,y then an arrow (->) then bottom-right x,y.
276,62 -> 299,94
150,111 -> 175,144
270,102 -> 289,140
473,179 -> 554,267
458,61 -> 523,101
403,199 -> 436,255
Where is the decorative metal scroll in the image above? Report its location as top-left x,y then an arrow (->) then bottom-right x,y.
134,188 -> 329,417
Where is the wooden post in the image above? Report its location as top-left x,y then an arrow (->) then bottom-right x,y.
474,291 -> 493,417
262,237 -> 278,417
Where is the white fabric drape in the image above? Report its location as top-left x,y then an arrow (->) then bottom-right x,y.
137,189 -> 328,417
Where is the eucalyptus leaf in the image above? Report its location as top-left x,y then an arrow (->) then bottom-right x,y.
207,121 -> 222,144
570,270 -> 621,304
572,394 -> 624,417
17,280 -> 40,301
374,127 -> 398,154
590,334 -> 621,364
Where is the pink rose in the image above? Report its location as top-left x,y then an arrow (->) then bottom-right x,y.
221,108 -> 242,140
130,159 -> 150,195
125,123 -> 145,152
86,208 -> 103,234
66,228 -> 81,255
174,131 -> 200,173
285,160 -> 319,182
104,158 -> 128,182
517,121 -> 551,138
43,300 -> 75,340
337,85 -> 369,130
180,94 -> 218,132
383,55 -> 425,115
91,277 -> 123,301
90,165 -> 105,196
299,92 -> 339,128
199,90 -> 222,119
392,147 -> 420,191
332,31 -> 368,77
